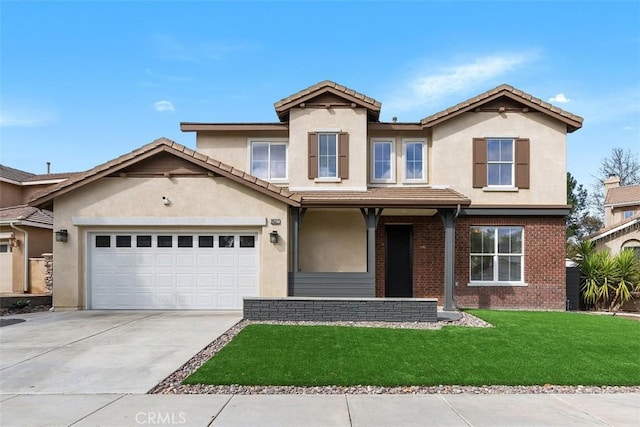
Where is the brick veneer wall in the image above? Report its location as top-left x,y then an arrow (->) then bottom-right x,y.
375,215 -> 566,310
243,297 -> 438,322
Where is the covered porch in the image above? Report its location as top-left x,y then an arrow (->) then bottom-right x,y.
287,187 -> 471,311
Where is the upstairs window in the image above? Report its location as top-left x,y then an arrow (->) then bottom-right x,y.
623,210 -> 635,220
250,140 -> 287,181
403,140 -> 426,182
308,132 -> 349,180
371,139 -> 394,182
473,138 -> 530,189
487,139 -> 513,186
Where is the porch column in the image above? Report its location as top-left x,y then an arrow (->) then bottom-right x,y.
442,209 -> 456,311
291,208 -> 300,274
360,208 -> 382,276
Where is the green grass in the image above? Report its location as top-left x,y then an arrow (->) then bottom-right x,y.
183,311 -> 640,387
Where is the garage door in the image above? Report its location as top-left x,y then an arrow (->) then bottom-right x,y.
89,232 -> 258,309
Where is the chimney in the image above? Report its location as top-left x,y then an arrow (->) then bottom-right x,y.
604,174 -> 620,192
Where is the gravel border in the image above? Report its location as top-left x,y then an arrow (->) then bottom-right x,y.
149,313 -> 640,395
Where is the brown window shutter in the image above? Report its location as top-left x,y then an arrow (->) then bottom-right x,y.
338,132 -> 349,179
308,132 -> 318,179
472,138 -> 487,188
515,138 -> 530,189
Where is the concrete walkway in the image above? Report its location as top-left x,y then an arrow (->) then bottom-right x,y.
1,393 -> 638,426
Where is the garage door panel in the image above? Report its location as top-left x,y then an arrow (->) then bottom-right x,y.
89,233 -> 258,310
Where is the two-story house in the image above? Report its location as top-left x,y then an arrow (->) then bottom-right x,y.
588,175 -> 640,256
0,165 -> 70,293
30,81 -> 582,311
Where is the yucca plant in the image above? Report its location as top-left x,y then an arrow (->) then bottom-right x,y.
610,249 -> 640,311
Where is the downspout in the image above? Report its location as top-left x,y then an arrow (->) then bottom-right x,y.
10,222 -> 29,293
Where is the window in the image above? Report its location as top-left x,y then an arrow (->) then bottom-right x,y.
250,141 -> 287,181
95,235 -> 111,248
219,236 -> 234,248
308,132 -> 349,179
403,140 -> 426,182
487,139 -> 513,186
116,235 -> 131,248
473,138 -> 529,189
240,235 -> 255,248
137,236 -> 152,247
157,235 -> 173,248
318,133 -> 338,178
624,210 -> 635,219
178,236 -> 193,248
371,139 -> 394,182
470,226 -> 523,284
0,244 -> 9,253
198,236 -> 214,248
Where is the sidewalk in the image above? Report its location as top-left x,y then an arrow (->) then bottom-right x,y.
1,392 -> 638,426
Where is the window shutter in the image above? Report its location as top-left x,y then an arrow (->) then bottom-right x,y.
338,132 -> 349,179
515,138 -> 530,189
472,138 -> 487,188
308,132 -> 318,179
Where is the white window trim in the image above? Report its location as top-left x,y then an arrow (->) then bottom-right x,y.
469,226 -> 525,286
317,132 -> 339,179
486,138 -> 515,187
370,138 -> 396,184
623,210 -> 635,219
402,138 -> 428,184
247,138 -> 289,183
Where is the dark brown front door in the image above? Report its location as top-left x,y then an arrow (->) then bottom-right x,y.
385,225 -> 413,297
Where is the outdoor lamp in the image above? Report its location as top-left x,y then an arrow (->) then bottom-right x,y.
55,229 -> 68,242
269,230 -> 279,244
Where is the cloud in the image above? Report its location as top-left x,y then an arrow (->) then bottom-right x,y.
154,101 -> 174,113
150,33 -> 253,63
0,110 -> 56,128
622,126 -> 636,131
384,52 -> 536,114
549,93 -> 571,103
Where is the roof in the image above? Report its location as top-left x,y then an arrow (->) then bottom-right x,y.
420,84 -> 584,133
0,205 -> 54,228
273,80 -> 382,121
296,187 -> 471,208
28,137 -> 303,208
604,184 -> 640,207
0,164 -> 35,183
23,172 -> 78,183
588,216 -> 640,242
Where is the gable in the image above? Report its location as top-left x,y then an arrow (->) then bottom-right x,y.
274,80 -> 381,122
28,138 -> 301,209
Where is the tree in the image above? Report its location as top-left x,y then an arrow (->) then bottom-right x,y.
589,147 -> 640,220
567,172 -> 603,242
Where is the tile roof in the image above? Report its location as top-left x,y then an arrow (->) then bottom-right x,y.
0,164 -> 35,182
24,172 -> 79,182
296,187 -> 471,207
0,205 -> 53,227
420,84 -> 584,133
588,216 -> 640,241
605,184 -> 640,206
28,138 -> 302,207
273,80 -> 381,121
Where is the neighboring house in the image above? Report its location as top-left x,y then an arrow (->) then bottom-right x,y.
588,176 -> 640,256
29,81 -> 582,311
0,165 -> 71,293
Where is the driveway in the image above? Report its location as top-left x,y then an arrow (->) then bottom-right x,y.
0,310 -> 242,394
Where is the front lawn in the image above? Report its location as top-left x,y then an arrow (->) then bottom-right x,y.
183,311 -> 640,387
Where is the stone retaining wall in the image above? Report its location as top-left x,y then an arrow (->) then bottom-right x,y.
243,297 -> 438,322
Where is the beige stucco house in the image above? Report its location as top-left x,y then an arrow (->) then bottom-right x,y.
0,165 -> 71,294
588,176 -> 640,256
29,81 -> 583,311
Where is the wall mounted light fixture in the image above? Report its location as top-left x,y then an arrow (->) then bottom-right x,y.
269,230 -> 279,244
162,196 -> 171,206
55,229 -> 68,242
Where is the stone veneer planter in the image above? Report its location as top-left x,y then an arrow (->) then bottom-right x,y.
243,297 -> 438,322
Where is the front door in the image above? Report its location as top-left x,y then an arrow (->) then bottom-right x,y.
385,225 -> 413,297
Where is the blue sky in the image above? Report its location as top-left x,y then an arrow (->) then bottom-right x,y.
1,1 -> 638,190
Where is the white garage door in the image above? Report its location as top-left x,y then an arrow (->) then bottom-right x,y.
89,232 -> 258,309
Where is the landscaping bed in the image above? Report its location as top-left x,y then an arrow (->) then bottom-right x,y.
150,310 -> 640,395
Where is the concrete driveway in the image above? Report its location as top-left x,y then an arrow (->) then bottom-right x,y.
0,310 -> 242,394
